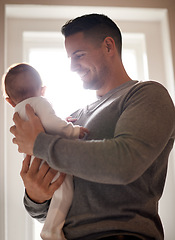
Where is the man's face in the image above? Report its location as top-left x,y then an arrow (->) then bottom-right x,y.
65,32 -> 109,91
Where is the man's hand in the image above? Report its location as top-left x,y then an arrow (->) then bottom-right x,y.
20,155 -> 66,203
10,104 -> 44,155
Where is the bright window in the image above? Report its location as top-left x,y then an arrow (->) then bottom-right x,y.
28,48 -> 97,118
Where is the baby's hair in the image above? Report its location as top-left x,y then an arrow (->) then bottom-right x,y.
2,63 -> 42,103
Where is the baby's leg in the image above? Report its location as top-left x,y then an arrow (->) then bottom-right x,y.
40,175 -> 73,240
52,171 -> 60,183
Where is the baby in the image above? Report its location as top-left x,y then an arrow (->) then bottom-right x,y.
2,63 -> 88,240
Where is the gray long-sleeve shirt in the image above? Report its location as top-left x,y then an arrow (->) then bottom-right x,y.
24,80 -> 175,240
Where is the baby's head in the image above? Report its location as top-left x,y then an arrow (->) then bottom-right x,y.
2,63 -> 45,107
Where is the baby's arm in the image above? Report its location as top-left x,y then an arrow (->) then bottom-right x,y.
35,98 -> 88,139
66,116 -> 89,139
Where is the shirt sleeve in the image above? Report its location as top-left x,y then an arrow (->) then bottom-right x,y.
33,82 -> 175,184
35,98 -> 80,139
24,191 -> 51,223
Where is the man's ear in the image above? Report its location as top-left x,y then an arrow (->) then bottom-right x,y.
41,86 -> 46,96
5,97 -> 16,107
104,37 -> 115,54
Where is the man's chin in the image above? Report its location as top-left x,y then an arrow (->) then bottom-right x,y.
83,82 -> 97,90
83,84 -> 90,90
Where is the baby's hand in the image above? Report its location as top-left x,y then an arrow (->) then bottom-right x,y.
79,127 -> 89,139
66,116 -> 77,123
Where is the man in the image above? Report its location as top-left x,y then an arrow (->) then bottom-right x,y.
11,14 -> 175,240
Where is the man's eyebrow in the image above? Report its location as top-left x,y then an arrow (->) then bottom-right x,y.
68,50 -> 85,58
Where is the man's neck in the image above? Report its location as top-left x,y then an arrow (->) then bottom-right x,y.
96,78 -> 132,97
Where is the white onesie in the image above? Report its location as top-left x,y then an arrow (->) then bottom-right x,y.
15,96 -> 80,240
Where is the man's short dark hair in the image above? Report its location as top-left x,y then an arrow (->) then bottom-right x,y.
61,13 -> 122,55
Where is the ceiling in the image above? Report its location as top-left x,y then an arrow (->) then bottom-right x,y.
6,4 -> 166,21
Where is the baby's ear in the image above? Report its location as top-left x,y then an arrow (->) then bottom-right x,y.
41,86 -> 46,96
5,97 -> 16,107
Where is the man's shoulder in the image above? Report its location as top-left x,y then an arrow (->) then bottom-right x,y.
133,80 -> 167,90
126,80 -> 169,96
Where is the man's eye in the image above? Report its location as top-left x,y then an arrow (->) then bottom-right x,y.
76,53 -> 85,59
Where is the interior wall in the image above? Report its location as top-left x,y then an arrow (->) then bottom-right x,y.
0,3 -> 5,240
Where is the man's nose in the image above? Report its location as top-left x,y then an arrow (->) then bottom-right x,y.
70,58 -> 80,72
